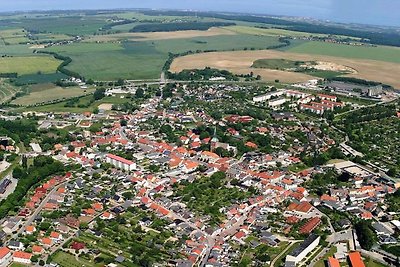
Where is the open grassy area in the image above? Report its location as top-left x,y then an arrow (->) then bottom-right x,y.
0,56 -> 61,75
52,251 -> 97,267
314,246 -> 337,267
18,95 -> 134,113
287,41 -> 400,64
365,258 -> 389,267
11,83 -> 95,106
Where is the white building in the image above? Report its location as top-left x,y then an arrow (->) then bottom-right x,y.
13,251 -> 32,265
253,90 -> 285,103
268,98 -> 287,109
105,154 -> 136,171
0,247 -> 12,266
286,235 -> 320,264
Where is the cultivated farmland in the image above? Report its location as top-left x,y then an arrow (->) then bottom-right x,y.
287,41 -> 400,64
11,83 -> 95,106
84,27 -> 236,42
170,50 -> 400,88
0,56 -> 61,75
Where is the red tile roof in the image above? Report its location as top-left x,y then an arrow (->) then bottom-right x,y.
106,153 -> 134,165
300,217 -> 321,234
328,257 -> 340,267
349,251 -> 365,267
13,251 -> 32,260
0,247 -> 10,259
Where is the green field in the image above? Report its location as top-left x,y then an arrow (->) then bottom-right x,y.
52,251 -> 98,267
13,72 -> 68,85
0,79 -> 20,103
154,34 -> 281,54
0,44 -> 34,56
287,41 -> 400,64
0,28 -> 29,45
44,34 -> 281,80
18,95 -> 132,113
0,56 -> 61,75
19,16 -> 107,35
12,83 -> 95,106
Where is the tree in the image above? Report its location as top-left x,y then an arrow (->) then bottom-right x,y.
355,220 -> 377,250
135,88 -> 144,98
86,78 -> 95,85
115,78 -> 125,86
93,88 -> 106,100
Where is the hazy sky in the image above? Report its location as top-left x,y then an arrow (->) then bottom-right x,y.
1,0 -> 400,27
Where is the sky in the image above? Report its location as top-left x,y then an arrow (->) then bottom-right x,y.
1,0 -> 400,27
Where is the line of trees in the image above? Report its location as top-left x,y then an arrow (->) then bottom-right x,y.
130,21 -> 235,32
0,156 -> 65,219
36,51 -> 82,79
139,10 -> 400,47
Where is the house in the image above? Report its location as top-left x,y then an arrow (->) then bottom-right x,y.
286,234 -> 320,264
71,241 -> 85,250
13,251 -> 32,265
327,257 -> 340,267
25,225 -> 36,235
300,217 -> 321,234
285,201 -> 314,218
50,231 -> 62,241
0,247 -> 12,266
8,240 -> 24,251
32,245 -> 43,254
348,251 -> 365,267
41,237 -> 52,247
101,212 -> 114,220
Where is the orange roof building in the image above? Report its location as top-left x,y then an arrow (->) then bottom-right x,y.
348,251 -> 365,267
13,251 -> 32,262
32,245 -> 43,254
327,257 -> 340,267
41,237 -> 52,246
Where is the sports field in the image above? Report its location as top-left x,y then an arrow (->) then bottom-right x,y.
170,50 -> 400,88
0,56 -> 61,75
12,83 -> 95,106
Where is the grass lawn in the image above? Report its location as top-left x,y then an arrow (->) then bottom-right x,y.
12,83 -> 95,106
18,95 -> 133,113
52,251 -> 96,267
365,258 -> 389,267
274,241 -> 302,267
314,246 -> 337,267
10,263 -> 28,267
287,41 -> 400,64
0,56 -> 61,75
288,163 -> 309,173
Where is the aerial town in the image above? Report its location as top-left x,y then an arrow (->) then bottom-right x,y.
0,3 -> 400,267
0,75 -> 399,267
